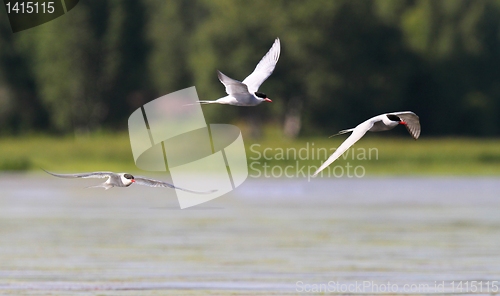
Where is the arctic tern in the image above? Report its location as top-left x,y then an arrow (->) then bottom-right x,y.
313,111 -> 421,177
44,170 -> 216,194
197,38 -> 281,106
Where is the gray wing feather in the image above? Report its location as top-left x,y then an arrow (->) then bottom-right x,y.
313,121 -> 373,176
43,170 -> 112,179
217,70 -> 249,95
134,176 -> 217,195
392,111 -> 421,139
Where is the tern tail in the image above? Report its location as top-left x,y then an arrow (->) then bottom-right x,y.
328,128 -> 354,138
182,101 -> 218,107
196,101 -> 217,105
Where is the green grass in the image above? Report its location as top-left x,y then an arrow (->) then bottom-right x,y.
0,131 -> 499,175
248,136 -> 500,175
0,133 -> 135,172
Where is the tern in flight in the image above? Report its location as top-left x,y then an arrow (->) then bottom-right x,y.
44,170 -> 216,194
313,111 -> 421,177
197,37 -> 281,106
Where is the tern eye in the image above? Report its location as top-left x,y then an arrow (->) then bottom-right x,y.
124,174 -> 134,179
254,92 -> 267,99
386,114 -> 401,122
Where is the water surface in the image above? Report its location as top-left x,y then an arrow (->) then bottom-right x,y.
0,174 -> 499,294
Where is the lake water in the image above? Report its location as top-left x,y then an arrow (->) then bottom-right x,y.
0,174 -> 499,295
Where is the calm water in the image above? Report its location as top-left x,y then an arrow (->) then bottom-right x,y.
0,174 -> 499,295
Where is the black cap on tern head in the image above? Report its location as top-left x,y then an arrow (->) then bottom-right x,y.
254,92 -> 267,99
386,114 -> 401,122
124,174 -> 134,180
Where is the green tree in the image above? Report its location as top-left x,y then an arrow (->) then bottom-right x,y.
11,0 -> 150,132
400,0 -> 500,135
0,14 -> 47,133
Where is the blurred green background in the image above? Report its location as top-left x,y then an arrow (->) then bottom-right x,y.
1,0 -> 500,173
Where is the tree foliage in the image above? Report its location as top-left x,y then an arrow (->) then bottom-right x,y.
0,0 -> 499,136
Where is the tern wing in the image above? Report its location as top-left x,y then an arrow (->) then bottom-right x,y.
242,38 -> 281,94
43,170 -> 113,179
134,176 -> 217,195
392,111 -> 421,139
312,121 -> 374,177
217,70 -> 250,95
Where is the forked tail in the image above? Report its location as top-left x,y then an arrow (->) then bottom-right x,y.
183,101 -> 216,106
328,128 -> 354,138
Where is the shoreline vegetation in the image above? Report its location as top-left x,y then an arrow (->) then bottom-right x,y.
1,130 -> 499,175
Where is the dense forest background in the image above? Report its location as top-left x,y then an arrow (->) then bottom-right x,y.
1,0 -> 499,137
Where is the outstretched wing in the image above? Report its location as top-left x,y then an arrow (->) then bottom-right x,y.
313,121 -> 374,177
217,70 -> 250,95
43,169 -> 112,179
134,176 -> 217,195
242,38 -> 281,94
392,111 -> 421,139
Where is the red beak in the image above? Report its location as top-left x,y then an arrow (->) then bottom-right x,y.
131,179 -> 135,183
399,121 -> 407,125
264,98 -> 272,103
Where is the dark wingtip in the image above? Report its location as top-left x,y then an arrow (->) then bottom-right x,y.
41,168 -> 54,175
175,187 -> 218,195
193,189 -> 218,195
329,130 -> 350,138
